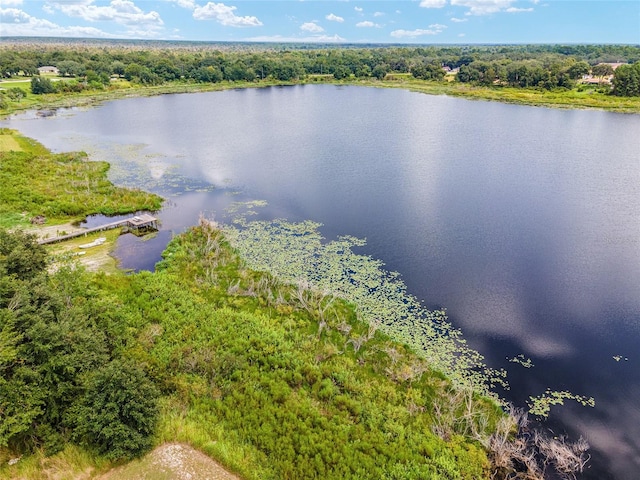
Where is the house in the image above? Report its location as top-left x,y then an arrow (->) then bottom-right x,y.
38,66 -> 59,75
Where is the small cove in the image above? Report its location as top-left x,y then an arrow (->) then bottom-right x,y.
3,85 -> 640,479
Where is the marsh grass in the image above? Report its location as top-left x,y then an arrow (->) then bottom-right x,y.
0,129 -> 162,227
0,444 -> 110,480
0,135 -> 21,152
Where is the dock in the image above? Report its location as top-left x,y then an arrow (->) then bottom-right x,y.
38,214 -> 158,245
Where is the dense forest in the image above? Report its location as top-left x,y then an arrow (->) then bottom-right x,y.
1,40 -> 639,104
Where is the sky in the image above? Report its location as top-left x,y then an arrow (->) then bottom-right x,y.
0,0 -> 639,44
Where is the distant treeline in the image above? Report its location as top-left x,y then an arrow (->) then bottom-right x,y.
1,41 -> 640,96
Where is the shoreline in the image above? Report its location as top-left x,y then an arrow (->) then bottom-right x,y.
2,77 -> 639,117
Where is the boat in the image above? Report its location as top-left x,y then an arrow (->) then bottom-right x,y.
78,237 -> 106,249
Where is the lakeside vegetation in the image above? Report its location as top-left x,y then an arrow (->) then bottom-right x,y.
1,40 -> 639,114
0,129 -> 162,228
0,131 -> 592,479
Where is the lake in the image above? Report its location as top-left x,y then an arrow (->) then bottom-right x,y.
3,85 -> 639,479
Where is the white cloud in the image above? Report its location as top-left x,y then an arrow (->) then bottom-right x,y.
193,2 -> 262,26
390,21 -> 447,38
421,0 -> 528,16
0,0 -> 23,6
354,6 -> 363,12
451,0 -> 519,16
356,20 -> 380,28
325,13 -> 344,22
300,21 -> 323,33
391,28 -> 441,38
166,0 -> 196,9
0,7 -> 113,37
506,7 -> 533,12
373,11 -> 384,17
247,33 -> 345,43
49,0 -> 163,26
451,17 -> 467,22
419,0 -> 447,8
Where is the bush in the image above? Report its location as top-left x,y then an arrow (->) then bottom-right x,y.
69,360 -> 159,461
0,229 -> 47,279
30,76 -> 56,95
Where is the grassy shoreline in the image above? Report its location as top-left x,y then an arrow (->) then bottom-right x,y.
2,76 -> 639,117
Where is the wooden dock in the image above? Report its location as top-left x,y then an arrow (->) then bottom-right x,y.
38,214 -> 158,245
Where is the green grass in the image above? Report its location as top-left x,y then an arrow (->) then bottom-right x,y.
0,135 -> 22,152
0,129 -> 162,227
0,220 -> 503,480
364,78 -> 640,113
0,79 -> 32,90
0,444 -> 111,480
105,222 -> 500,479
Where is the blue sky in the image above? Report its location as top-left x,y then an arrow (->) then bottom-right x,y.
1,1 -> 638,44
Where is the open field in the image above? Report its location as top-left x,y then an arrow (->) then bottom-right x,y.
0,134 -> 21,151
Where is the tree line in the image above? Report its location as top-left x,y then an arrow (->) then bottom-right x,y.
1,41 -> 639,96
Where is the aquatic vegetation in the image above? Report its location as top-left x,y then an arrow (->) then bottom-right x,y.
527,389 -> 595,418
508,354 -> 534,368
224,218 -> 507,397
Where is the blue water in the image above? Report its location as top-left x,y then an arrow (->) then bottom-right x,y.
4,85 -> 640,479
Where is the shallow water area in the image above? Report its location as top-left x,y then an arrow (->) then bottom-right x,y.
3,85 -> 640,479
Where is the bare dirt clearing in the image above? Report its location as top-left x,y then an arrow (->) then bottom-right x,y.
23,222 -> 121,273
97,443 -> 241,480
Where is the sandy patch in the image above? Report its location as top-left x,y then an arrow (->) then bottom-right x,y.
97,443 -> 241,480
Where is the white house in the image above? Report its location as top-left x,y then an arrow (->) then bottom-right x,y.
38,66 -> 59,75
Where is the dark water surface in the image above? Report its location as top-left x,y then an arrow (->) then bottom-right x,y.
3,85 -> 640,479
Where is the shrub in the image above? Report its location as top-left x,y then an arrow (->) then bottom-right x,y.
69,360 -> 159,461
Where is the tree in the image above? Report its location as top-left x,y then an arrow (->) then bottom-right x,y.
69,360 -> 159,460
456,64 -> 480,83
506,61 -> 545,88
30,76 -> 56,95
192,65 -> 223,83
271,59 -> 304,81
566,61 -> 590,79
372,64 -> 388,80
411,61 -> 445,81
332,65 -> 351,80
592,63 -> 615,77
612,63 -> 640,96
0,230 -> 47,279
57,60 -> 86,78
221,60 -> 255,82
111,61 -> 126,77
6,87 -> 25,101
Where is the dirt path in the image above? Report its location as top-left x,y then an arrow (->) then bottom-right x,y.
97,443 -> 241,480
24,222 -> 86,242
23,222 -> 121,273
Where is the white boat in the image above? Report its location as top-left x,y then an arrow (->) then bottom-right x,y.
78,237 -> 106,249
